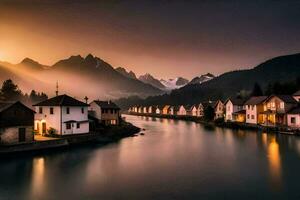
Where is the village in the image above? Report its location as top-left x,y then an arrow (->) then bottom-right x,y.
0,92 -> 140,154
128,90 -> 300,134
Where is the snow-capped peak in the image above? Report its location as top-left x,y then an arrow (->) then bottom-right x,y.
160,77 -> 189,90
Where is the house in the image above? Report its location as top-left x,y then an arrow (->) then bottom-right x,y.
155,105 -> 164,114
197,103 -> 204,117
293,90 -> 300,102
162,105 -> 171,115
89,100 -> 120,125
244,96 -> 268,124
33,94 -> 89,135
287,106 -> 300,129
148,106 -> 155,114
224,98 -> 245,122
190,105 -> 198,116
138,106 -> 143,113
0,101 -> 35,145
143,106 -> 148,114
170,106 -> 179,115
214,100 -> 225,119
260,95 -> 298,126
178,105 -> 187,115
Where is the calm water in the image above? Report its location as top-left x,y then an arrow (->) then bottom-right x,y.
1,115 -> 300,200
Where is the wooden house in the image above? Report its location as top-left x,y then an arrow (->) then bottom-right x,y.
89,100 -> 120,125
261,95 -> 298,126
0,101 -> 35,145
34,94 -> 89,135
162,105 -> 171,115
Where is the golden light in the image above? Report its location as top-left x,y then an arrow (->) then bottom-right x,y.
267,137 -> 282,189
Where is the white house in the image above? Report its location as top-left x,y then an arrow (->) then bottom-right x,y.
190,105 -> 198,116
287,107 -> 300,129
178,105 -> 187,115
214,100 -> 225,119
155,106 -> 164,114
33,94 -> 89,135
244,96 -> 268,124
148,106 -> 154,114
89,100 -> 120,125
143,106 -> 148,114
224,98 -> 245,122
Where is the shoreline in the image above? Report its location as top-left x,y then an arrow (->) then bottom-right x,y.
0,121 -> 141,156
125,112 -> 300,136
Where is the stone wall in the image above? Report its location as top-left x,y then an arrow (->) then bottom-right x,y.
0,126 -> 33,145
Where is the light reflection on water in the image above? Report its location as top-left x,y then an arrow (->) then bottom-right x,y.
1,115 -> 300,199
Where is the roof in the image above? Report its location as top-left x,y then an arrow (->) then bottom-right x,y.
264,95 -> 298,104
225,97 -> 246,106
34,94 -> 88,107
288,106 -> 300,114
244,96 -> 268,105
294,90 -> 300,96
0,101 -> 35,113
93,100 -> 120,109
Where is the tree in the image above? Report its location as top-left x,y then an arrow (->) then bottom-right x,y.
204,105 -> 215,121
0,79 -> 22,101
251,82 -> 263,96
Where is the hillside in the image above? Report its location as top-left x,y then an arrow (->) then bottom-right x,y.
116,53 -> 300,108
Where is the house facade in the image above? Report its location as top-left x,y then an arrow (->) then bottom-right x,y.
162,105 -> 171,115
190,105 -> 198,116
170,106 -> 179,115
143,106 -> 148,114
214,100 -> 225,119
178,105 -> 187,115
0,102 -> 35,145
287,107 -> 300,129
34,94 -> 89,135
261,95 -> 298,126
197,103 -> 204,117
244,96 -> 267,124
155,106 -> 164,114
89,100 -> 120,125
225,98 -> 245,122
148,106 -> 154,114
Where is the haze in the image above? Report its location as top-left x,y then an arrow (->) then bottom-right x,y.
1,0 -> 300,79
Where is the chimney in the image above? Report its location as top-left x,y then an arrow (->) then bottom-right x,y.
84,96 -> 88,104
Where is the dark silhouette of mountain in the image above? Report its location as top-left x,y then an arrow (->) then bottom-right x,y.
115,67 -> 137,79
116,53 -> 300,108
0,54 -> 163,99
139,73 -> 166,90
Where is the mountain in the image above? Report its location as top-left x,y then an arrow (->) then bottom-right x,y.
115,67 -> 137,79
116,53 -> 300,108
188,73 -> 215,85
139,73 -> 166,90
160,77 -> 189,90
0,54 -> 163,100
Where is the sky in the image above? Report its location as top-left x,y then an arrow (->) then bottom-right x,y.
1,0 -> 300,80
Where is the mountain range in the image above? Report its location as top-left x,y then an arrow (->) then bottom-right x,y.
116,53 -> 300,108
0,54 -> 163,100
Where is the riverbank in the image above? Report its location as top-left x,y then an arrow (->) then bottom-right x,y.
0,120 -> 141,156
126,112 -> 300,136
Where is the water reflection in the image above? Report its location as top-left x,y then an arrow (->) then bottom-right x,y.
267,136 -> 282,189
30,157 -> 46,200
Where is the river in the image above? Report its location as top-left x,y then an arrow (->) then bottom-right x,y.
1,115 -> 300,199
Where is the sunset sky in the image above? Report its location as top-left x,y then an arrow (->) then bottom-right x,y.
1,0 -> 300,79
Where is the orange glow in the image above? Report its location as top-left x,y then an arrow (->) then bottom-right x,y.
30,157 -> 46,199
267,137 -> 282,189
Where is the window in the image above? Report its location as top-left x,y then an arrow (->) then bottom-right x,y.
251,105 -> 254,110
66,123 -> 71,130
50,107 -> 54,114
247,114 -> 250,119
39,107 -> 43,114
76,123 -> 80,129
247,105 -> 250,110
251,115 -> 255,119
81,107 -> 84,114
291,117 -> 296,124
66,107 -> 70,114
280,102 -> 284,109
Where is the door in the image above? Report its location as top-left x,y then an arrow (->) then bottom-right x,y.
18,128 -> 26,142
42,122 -> 47,135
